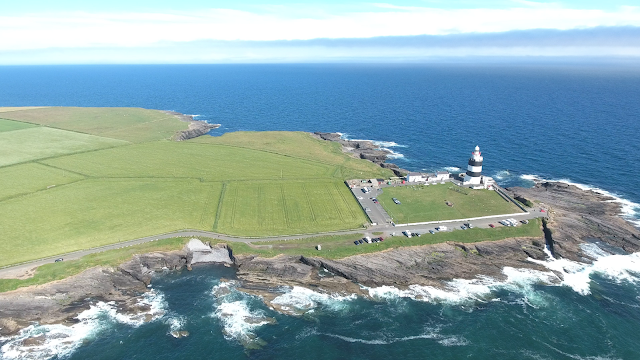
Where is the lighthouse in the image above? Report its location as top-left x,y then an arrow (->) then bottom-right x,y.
464,146 -> 483,185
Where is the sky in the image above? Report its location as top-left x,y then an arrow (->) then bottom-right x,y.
1,0 -> 640,64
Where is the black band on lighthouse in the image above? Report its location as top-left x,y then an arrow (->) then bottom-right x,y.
468,159 -> 483,166
466,170 -> 482,177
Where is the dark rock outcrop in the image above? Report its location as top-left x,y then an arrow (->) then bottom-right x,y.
232,181 -> 639,300
0,240 -> 234,336
313,132 -> 409,176
163,111 -> 220,141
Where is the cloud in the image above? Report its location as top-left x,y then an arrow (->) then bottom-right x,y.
1,27 -> 639,64
1,5 -> 640,51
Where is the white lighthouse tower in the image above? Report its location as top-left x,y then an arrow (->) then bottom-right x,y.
463,146 -> 483,185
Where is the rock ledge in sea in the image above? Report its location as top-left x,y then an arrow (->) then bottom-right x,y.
313,132 -> 408,177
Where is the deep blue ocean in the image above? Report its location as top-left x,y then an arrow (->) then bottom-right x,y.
1,64 -> 640,359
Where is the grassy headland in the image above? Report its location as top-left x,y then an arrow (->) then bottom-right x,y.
0,107 -> 391,267
378,183 -> 521,224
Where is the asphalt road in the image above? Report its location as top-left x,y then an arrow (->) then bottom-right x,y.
0,204 -> 547,279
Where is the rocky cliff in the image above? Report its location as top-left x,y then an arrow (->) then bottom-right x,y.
2,183 -> 638,335
163,111 -> 221,141
0,240 -> 232,336
313,132 -> 408,177
232,181 -> 640,302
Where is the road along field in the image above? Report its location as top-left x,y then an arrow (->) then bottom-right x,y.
0,107 -> 391,267
378,183 -> 521,224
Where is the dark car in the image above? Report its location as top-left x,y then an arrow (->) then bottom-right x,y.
460,225 -> 467,230
354,241 -> 360,245
429,230 -> 435,234
54,258 -> 63,262
489,224 -> 495,228
358,239 -> 364,244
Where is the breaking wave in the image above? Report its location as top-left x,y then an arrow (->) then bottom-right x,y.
366,266 -> 557,307
271,286 -> 357,315
520,174 -> 640,227
211,281 -> 274,348
339,134 -> 407,159
321,328 -> 469,347
443,166 -> 461,172
0,290 -> 167,360
529,246 -> 640,296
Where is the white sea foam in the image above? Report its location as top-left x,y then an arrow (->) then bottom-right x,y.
520,174 -> 640,227
210,281 -> 273,346
322,330 -> 469,346
366,266 -> 558,306
0,291 -> 167,360
528,246 -> 640,296
165,316 -> 187,337
493,170 -> 513,181
444,166 -> 461,172
214,301 -> 271,344
271,286 -> 356,314
337,134 -> 407,159
381,148 -> 405,159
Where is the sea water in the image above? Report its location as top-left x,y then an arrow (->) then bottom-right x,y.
1,63 -> 640,359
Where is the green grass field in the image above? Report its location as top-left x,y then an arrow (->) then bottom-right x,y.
193,131 -> 392,179
0,179 -> 221,266
0,107 -> 531,273
40,141 -> 336,181
0,163 -> 85,200
0,107 -> 188,142
0,127 -> 128,167
379,183 -> 521,224
0,118 -> 37,132
215,180 -> 367,236
0,108 -> 392,267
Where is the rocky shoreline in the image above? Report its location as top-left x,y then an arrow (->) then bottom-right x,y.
163,111 -> 221,141
1,181 -> 638,338
313,132 -> 409,177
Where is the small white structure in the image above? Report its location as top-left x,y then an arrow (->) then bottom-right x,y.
435,171 -> 450,181
407,172 -> 427,183
463,146 -> 483,186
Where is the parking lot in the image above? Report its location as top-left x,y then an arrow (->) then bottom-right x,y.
348,182 -> 548,240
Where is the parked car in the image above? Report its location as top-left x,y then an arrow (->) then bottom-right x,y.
429,229 -> 435,234
521,219 -> 529,224
354,241 -> 360,245
488,224 -> 495,228
460,225 -> 467,230
403,231 -> 412,238
54,258 -> 63,262
392,198 -> 401,205
365,207 -> 371,212
358,239 -> 364,244
379,237 -> 384,242
415,232 -> 421,237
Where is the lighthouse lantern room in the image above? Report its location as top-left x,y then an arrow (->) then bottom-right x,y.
463,146 -> 483,186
